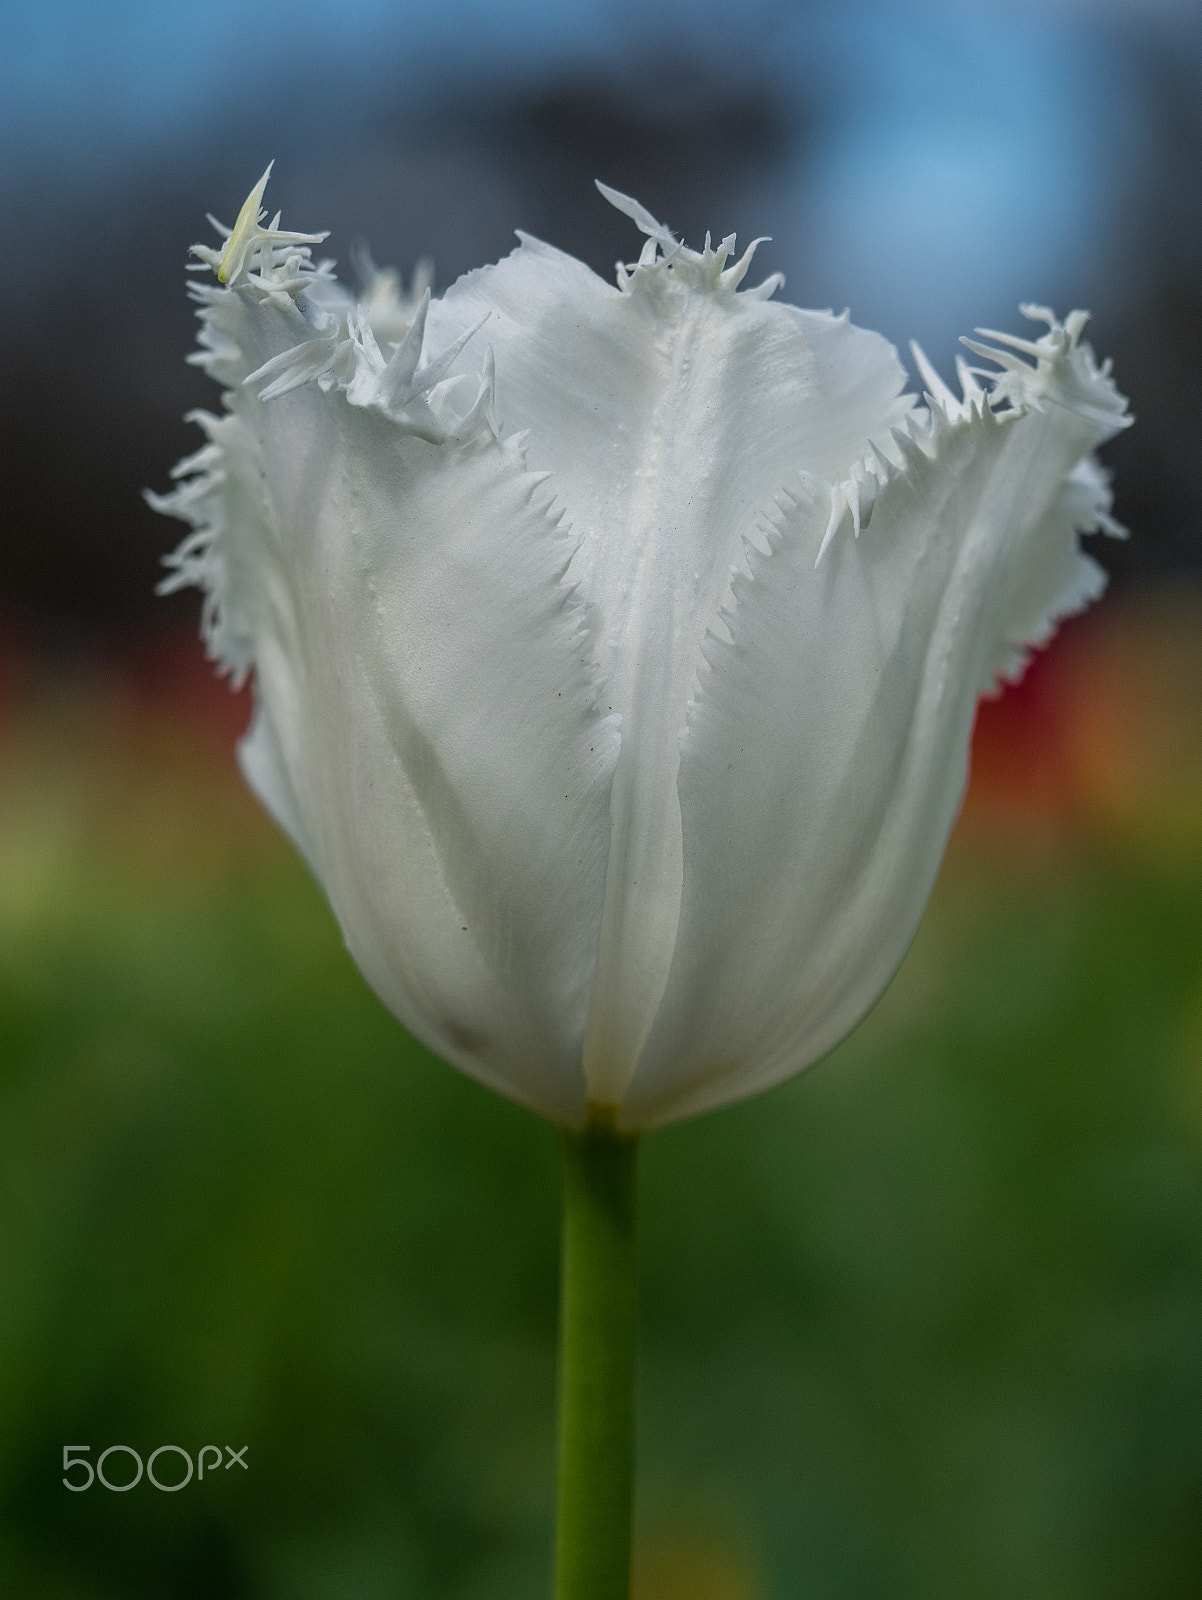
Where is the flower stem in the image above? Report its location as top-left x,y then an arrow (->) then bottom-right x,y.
554,1113 -> 640,1600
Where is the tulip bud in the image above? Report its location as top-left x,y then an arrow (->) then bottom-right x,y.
152,170 -> 1130,1130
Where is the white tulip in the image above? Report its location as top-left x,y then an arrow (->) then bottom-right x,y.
153,168 -> 1130,1131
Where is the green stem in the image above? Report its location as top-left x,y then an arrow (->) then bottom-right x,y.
554,1113 -> 640,1600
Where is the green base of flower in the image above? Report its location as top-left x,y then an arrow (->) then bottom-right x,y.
554,1111 -> 640,1600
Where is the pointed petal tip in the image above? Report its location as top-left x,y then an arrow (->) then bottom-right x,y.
973,327 -> 1048,360
594,180 -> 677,246
218,161 -> 276,283
721,234 -> 772,292
744,271 -> 784,301
909,341 -> 959,411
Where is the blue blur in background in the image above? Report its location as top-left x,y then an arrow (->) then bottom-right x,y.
2,0 -> 1200,644
0,0 -> 1163,348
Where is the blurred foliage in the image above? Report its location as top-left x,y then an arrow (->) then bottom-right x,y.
0,592 -> 1200,1599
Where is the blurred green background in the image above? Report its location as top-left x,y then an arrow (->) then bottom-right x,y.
0,590 -> 1199,1599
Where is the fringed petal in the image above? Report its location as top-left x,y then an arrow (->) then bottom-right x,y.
624,322 -> 1128,1127
154,239 -> 618,1126
425,217 -> 915,1106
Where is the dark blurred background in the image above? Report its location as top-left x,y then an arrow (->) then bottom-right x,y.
2,1 -> 1201,1596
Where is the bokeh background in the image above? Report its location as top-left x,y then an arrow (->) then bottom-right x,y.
2,0 -> 1202,1595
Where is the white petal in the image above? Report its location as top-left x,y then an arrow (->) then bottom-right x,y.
428,233 -> 914,1105
238,700 -> 319,874
194,290 -> 619,1125
624,375 -> 1125,1128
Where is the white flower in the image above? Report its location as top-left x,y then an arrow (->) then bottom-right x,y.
152,169 -> 1130,1130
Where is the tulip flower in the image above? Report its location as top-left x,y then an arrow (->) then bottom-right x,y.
153,168 -> 1129,1600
